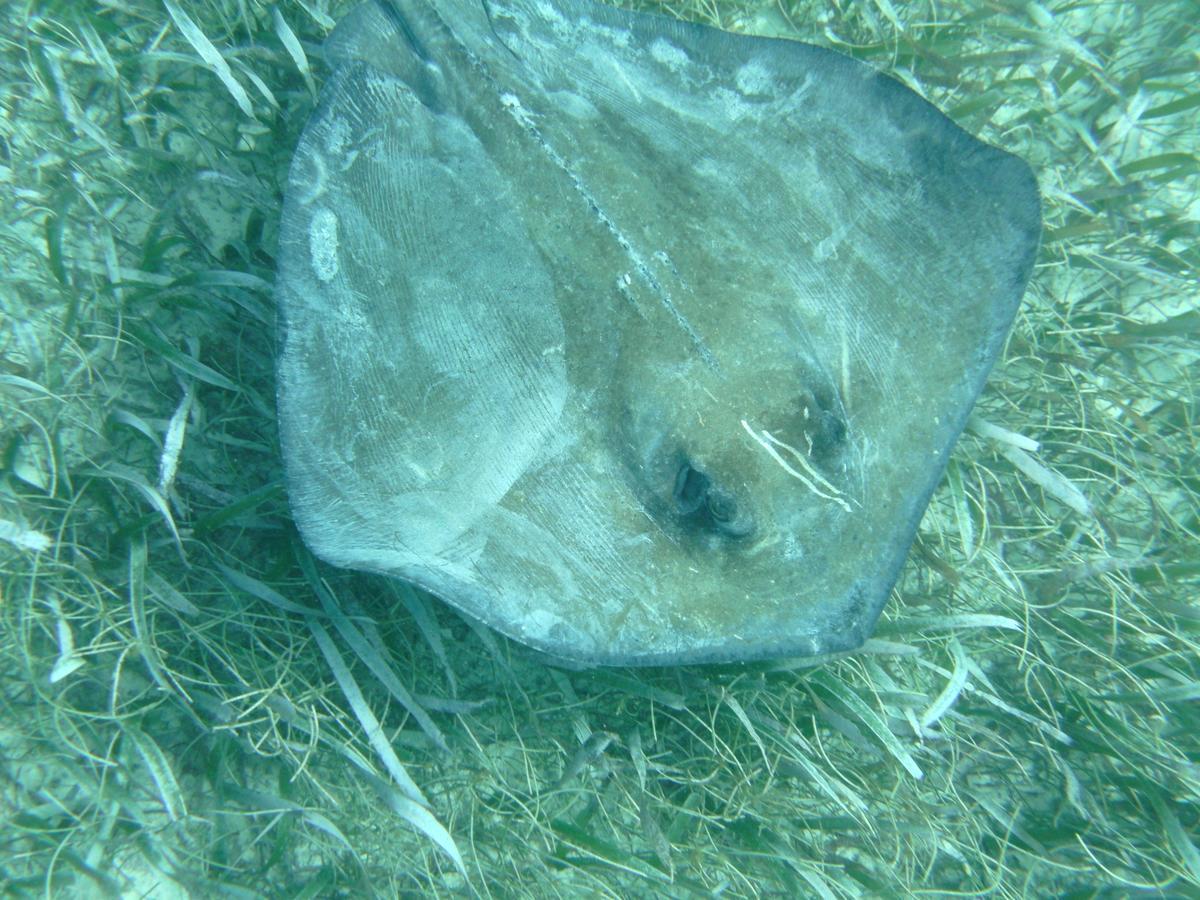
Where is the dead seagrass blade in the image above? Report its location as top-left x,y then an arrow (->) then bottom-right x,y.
276,0 -> 1041,665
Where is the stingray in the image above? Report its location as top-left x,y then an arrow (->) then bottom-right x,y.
275,0 -> 1040,665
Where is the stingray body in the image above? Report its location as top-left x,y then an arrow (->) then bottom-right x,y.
276,0 -> 1040,665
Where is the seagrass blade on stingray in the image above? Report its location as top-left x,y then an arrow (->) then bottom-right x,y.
275,0 -> 1040,665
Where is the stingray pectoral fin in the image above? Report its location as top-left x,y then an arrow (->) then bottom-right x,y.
276,60 -> 567,578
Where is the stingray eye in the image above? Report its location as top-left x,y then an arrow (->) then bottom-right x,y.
672,461 -> 756,539
673,463 -> 710,515
706,490 -> 736,524
707,489 -> 755,538
800,385 -> 847,457
813,409 -> 846,454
